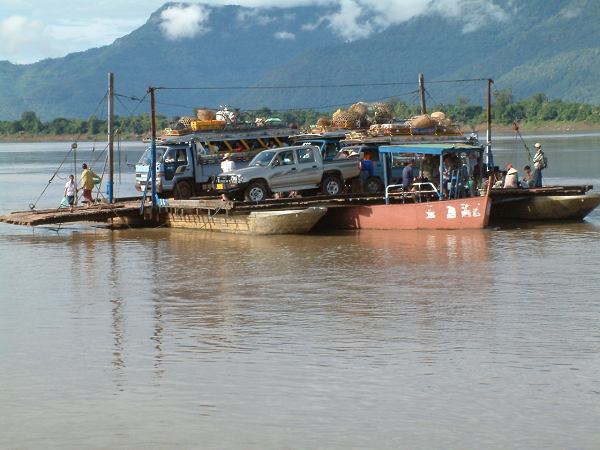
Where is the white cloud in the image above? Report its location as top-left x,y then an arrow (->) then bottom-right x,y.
0,16 -> 47,60
0,0 -> 512,63
159,4 -> 211,40
327,0 -> 373,41
321,0 -> 509,41
559,6 -> 583,20
236,9 -> 276,26
274,31 -> 296,40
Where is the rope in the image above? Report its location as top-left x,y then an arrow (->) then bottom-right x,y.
512,121 -> 533,162
29,146 -> 75,210
29,92 -> 108,210
154,78 -> 491,91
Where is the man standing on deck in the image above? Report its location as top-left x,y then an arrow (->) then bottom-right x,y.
402,159 -> 416,189
80,163 -> 98,207
532,143 -> 547,187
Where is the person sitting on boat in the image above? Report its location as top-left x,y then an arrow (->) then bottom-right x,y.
521,165 -> 534,188
532,142 -> 547,187
503,164 -> 519,188
402,160 -> 416,189
220,153 -> 236,173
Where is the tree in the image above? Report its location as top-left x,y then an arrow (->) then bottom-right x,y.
19,111 -> 43,133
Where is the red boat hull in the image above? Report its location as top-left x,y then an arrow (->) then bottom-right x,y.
325,196 -> 491,230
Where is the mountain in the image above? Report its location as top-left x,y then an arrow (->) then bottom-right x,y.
1,0 -> 600,120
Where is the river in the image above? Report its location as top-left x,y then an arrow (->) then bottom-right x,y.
1,134 -> 599,449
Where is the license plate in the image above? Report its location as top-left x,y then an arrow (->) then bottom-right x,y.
216,183 -> 224,190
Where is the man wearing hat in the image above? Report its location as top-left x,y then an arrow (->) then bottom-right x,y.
80,163 -> 98,207
531,143 -> 547,187
220,153 -> 236,173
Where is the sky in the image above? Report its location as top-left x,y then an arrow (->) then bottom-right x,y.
0,0 -> 512,64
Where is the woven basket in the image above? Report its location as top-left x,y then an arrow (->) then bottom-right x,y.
332,109 -> 359,128
373,103 -> 393,124
178,116 -> 195,128
349,102 -> 368,117
316,117 -> 332,127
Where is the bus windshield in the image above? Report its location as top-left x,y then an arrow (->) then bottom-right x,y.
137,147 -> 168,165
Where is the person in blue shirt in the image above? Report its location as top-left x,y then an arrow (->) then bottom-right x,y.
359,152 -> 375,191
402,159 -> 416,188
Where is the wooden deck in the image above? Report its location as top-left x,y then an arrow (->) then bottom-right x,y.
0,201 -> 145,226
1,185 -> 595,228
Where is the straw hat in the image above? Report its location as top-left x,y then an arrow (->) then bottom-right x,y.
223,153 -> 231,159
507,167 -> 518,175
534,142 -> 542,148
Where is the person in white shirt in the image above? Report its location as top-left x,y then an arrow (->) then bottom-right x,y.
220,153 -> 236,173
64,174 -> 77,212
531,142 -> 547,187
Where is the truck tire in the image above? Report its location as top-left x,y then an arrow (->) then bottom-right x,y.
244,181 -> 268,202
364,176 -> 384,194
322,175 -> 343,196
173,180 -> 193,199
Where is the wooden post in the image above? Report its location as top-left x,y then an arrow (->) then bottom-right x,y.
486,78 -> 494,169
107,72 -> 114,203
149,87 -> 157,208
418,73 -> 427,115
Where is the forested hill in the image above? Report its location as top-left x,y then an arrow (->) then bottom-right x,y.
1,0 -> 600,120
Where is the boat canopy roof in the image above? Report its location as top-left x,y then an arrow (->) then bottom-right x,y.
379,143 -> 483,155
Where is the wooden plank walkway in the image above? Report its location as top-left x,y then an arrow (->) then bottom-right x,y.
0,201 -> 144,226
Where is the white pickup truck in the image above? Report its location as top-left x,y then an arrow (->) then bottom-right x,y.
215,145 -> 360,201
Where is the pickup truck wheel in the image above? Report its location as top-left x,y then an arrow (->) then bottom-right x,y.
244,182 -> 268,202
322,175 -> 343,196
365,176 -> 384,194
174,180 -> 193,199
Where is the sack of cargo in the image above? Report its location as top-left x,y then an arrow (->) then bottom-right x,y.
196,109 -> 217,121
409,114 -> 434,129
430,111 -> 446,121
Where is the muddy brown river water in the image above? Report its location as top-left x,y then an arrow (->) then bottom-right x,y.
1,135 -> 599,449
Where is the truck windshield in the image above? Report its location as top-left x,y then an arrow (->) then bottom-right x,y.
249,150 -> 277,167
137,147 -> 167,165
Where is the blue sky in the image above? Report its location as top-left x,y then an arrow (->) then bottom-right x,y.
0,0 -> 511,64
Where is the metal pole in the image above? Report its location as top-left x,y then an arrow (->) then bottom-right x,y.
486,78 -> 494,169
107,72 -> 114,203
149,87 -> 157,208
382,153 -> 389,205
418,73 -> 427,115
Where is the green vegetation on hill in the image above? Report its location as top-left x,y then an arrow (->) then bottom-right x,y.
2,92 -> 599,140
2,1 -> 600,120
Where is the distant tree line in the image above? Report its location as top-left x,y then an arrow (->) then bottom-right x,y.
2,91 -> 600,137
0,112 -> 170,137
